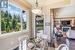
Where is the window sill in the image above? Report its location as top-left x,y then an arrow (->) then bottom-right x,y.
0,30 -> 29,39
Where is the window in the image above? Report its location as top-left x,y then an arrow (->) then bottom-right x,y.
22,11 -> 27,30
35,15 -> 44,36
1,3 -> 28,34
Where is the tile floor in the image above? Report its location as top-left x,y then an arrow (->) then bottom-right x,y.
48,47 -> 55,50
69,39 -> 75,50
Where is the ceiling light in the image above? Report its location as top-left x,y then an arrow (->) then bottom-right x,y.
32,0 -> 41,14
32,8 -> 41,14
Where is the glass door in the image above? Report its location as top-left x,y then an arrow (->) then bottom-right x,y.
35,15 -> 44,37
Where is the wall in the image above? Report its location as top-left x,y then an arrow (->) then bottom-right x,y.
0,0 -> 32,50
43,7 -> 51,42
0,32 -> 29,50
55,5 -> 75,18
53,5 -> 75,27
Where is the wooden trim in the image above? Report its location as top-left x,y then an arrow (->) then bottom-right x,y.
9,0 -> 32,10
54,17 -> 75,19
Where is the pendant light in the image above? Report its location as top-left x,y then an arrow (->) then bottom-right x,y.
32,0 -> 41,14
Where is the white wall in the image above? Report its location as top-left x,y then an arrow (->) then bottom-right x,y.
43,7 -> 51,42
56,5 -> 75,18
0,32 -> 29,50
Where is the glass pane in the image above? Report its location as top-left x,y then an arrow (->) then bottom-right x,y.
22,11 -> 27,29
1,2 -> 27,34
8,4 -> 21,31
35,15 -> 44,37
1,6 -> 9,33
1,3 -> 21,34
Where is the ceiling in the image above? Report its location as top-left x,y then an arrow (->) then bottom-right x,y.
24,0 -> 65,7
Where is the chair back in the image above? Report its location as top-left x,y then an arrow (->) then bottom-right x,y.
57,44 -> 69,50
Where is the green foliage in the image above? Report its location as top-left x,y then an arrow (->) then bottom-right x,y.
36,19 -> 44,30
1,9 -> 27,34
23,22 -> 26,29
1,10 -> 21,33
1,20 -> 5,31
12,15 -> 21,31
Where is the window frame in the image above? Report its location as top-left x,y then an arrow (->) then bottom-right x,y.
0,2 -> 29,35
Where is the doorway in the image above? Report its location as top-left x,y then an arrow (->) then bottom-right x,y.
35,15 -> 44,37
